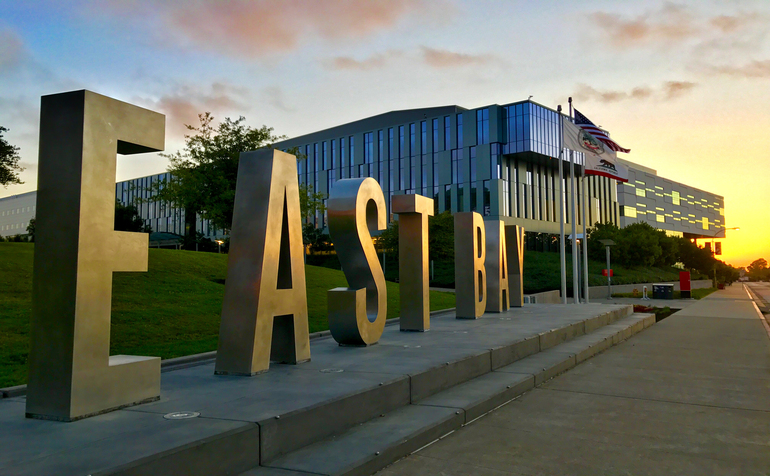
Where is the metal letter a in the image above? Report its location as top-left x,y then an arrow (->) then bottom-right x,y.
215,149 -> 310,375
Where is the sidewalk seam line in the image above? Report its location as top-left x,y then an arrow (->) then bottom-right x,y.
538,387 -> 770,414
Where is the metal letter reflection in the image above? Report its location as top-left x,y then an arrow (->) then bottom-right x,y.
215,149 -> 310,375
393,194 -> 434,331
485,221 -> 509,312
505,225 -> 525,307
455,212 -> 487,319
327,178 -> 387,345
26,90 -> 164,421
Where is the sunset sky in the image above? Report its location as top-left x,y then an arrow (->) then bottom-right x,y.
1,0 -> 767,267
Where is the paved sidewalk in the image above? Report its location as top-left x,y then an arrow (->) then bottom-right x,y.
376,285 -> 770,475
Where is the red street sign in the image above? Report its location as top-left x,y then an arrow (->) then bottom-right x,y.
602,269 -> 613,277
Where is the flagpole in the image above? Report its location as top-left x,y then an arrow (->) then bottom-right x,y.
568,99 -> 579,304
557,105 -> 567,304
582,171 -> 590,304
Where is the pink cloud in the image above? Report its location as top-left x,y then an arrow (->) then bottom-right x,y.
707,60 -> 770,78
574,81 -> 697,103
325,50 -> 403,71
138,82 -> 250,138
421,47 -> 493,68
97,0 -> 445,58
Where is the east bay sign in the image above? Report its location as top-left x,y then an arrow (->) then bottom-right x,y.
25,91 -> 525,421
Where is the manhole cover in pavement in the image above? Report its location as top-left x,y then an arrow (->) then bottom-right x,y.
320,368 -> 344,373
163,411 -> 200,420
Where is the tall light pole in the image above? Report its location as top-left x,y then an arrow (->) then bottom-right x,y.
599,239 -> 615,300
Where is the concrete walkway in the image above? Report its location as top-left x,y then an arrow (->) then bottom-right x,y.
376,285 -> 770,475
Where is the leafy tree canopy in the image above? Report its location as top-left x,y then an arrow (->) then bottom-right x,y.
153,113 -> 285,233
0,126 -> 24,187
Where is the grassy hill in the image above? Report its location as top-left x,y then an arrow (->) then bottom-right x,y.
523,250 -> 694,295
0,243 -> 455,388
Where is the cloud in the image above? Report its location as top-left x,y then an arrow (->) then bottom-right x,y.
137,82 -> 250,137
94,0 -> 447,58
261,86 -> 296,113
705,60 -> 770,78
0,28 -> 27,72
662,81 -> 697,98
421,47 -> 493,68
589,3 -> 768,49
325,50 -> 403,71
589,3 -> 696,48
574,81 -> 697,103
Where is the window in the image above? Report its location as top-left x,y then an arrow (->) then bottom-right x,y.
445,184 -> 452,212
456,113 -> 464,149
421,121 -> 427,154
348,136 -> 355,176
636,188 -> 645,197
339,138 -> 346,179
399,126 -> 405,158
432,118 -> 439,151
622,206 -> 637,218
444,116 -> 451,150
672,190 -> 680,205
451,149 -> 463,183
491,143 -> 501,179
476,108 -> 489,144
409,123 -> 416,157
322,141 -> 328,169
469,146 -> 477,183
331,139 -> 337,170
657,214 -> 665,223
364,132 -> 373,164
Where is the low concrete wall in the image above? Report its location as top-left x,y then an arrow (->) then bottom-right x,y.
589,279 -> 711,299
526,280 -> 712,302
525,290 -> 561,304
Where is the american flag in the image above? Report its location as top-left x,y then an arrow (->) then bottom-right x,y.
573,108 -> 630,153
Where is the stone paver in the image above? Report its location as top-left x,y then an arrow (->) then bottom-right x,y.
376,285 -> 770,476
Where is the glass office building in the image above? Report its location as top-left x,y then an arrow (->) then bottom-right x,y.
0,99 -> 725,243
277,100 -> 632,244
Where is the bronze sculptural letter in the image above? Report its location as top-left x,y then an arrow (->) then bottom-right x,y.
505,225 -> 525,307
455,212 -> 487,319
215,149 -> 310,375
392,194 -> 434,331
485,220 -> 510,312
26,90 -> 164,421
327,178 -> 387,345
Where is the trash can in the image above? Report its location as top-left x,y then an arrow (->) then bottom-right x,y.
652,283 -> 674,300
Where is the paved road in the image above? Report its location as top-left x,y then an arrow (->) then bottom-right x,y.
376,285 -> 770,475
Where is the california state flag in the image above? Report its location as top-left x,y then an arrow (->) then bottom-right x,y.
563,119 -> 628,183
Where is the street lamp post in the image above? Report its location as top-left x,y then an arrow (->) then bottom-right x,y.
599,239 -> 615,300
215,239 -> 224,254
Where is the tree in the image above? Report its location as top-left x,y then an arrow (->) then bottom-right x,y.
26,218 -> 35,242
153,113 -> 285,238
0,126 -> 24,187
747,258 -> 768,281
299,183 -> 326,224
115,200 -> 152,233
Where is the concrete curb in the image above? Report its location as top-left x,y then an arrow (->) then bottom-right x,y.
0,308 -> 458,399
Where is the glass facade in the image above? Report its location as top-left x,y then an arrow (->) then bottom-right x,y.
276,98 -> 722,238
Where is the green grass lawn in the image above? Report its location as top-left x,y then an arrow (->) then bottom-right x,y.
523,251 -> 690,294
0,243 -> 455,388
